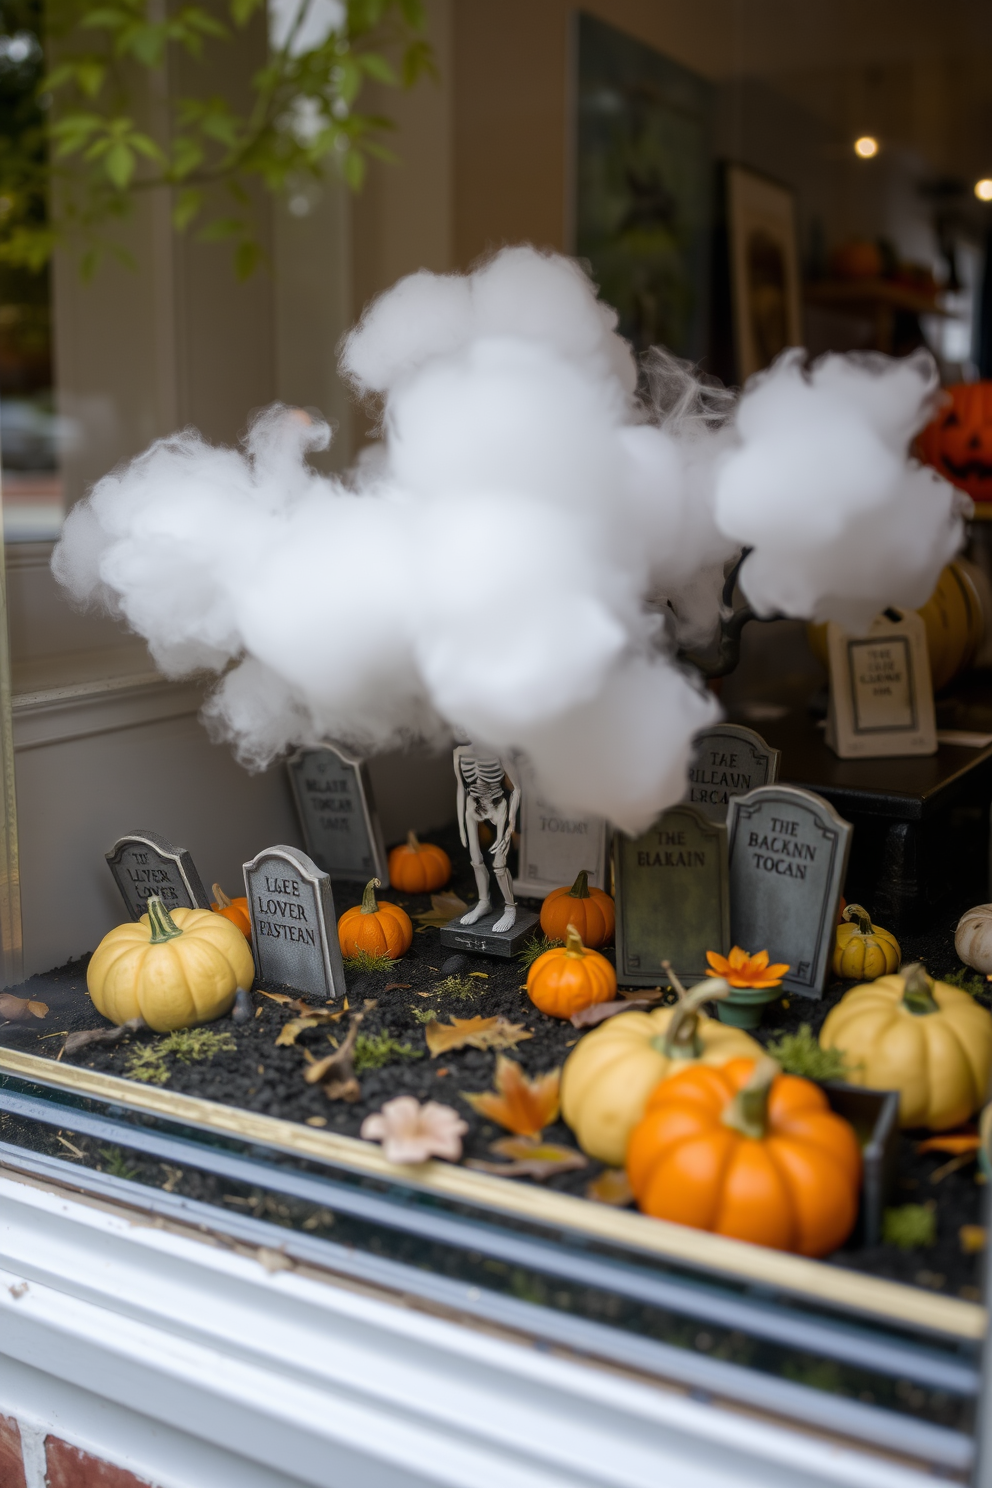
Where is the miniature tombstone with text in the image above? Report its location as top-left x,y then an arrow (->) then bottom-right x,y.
686,724 -> 781,821
243,844 -> 346,1001
514,784 -> 608,899
727,785 -> 852,998
614,804 -> 730,986
106,829 -> 211,920
825,609 -> 937,759
287,745 -> 389,884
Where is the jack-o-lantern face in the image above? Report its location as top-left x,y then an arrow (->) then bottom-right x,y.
917,382 -> 992,502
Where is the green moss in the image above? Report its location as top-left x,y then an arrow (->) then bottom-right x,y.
883,1203 -> 936,1250
124,1028 -> 237,1086
353,1030 -> 422,1072
765,1024 -> 848,1082
410,1006 -> 439,1024
517,934 -> 562,969
432,975 -> 475,999
344,949 -> 396,973
98,1145 -> 139,1181
943,966 -> 986,998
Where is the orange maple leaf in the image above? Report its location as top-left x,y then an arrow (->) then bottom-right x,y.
424,1015 -> 532,1057
705,946 -> 789,989
917,1133 -> 980,1156
461,1055 -> 560,1136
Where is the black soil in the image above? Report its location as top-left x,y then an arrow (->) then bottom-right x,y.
1,824 -> 987,1301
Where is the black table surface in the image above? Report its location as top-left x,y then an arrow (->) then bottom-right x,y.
737,709 -> 992,820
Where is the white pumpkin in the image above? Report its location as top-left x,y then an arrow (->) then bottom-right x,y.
955,904 -> 992,974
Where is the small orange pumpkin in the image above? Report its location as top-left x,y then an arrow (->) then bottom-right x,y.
387,831 -> 451,894
337,878 -> 413,960
627,1056 -> 861,1257
211,882 -> 252,941
539,870 -> 615,948
527,924 -> 616,1019
917,381 -> 992,503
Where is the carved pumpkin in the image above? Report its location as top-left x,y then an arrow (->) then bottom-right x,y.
539,870 -> 615,948
337,878 -> 413,959
211,882 -> 252,940
87,894 -> 254,1032
627,1056 -> 861,1257
561,982 -> 762,1165
955,902 -> 992,974
832,904 -> 900,981
526,924 -> 616,1019
387,832 -> 451,895
917,382 -> 992,503
819,964 -> 992,1129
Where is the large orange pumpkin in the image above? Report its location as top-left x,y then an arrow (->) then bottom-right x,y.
387,831 -> 451,894
627,1056 -> 861,1257
917,382 -> 992,503
527,925 -> 616,1019
539,870 -> 615,948
211,882 -> 252,941
337,878 -> 413,959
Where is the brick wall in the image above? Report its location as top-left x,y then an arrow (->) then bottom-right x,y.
0,1413 -> 157,1488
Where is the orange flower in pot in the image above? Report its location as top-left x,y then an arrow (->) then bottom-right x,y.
527,924 -> 616,1019
387,832 -> 451,894
627,1056 -> 861,1257
539,870 -> 614,949
211,882 -> 252,941
337,879 -> 413,959
705,946 -> 789,1029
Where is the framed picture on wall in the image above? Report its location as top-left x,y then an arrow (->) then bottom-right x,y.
726,164 -> 802,382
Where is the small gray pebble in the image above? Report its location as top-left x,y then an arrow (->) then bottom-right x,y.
440,954 -> 469,976
231,988 -> 253,1024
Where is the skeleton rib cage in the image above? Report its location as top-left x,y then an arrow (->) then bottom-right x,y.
458,751 -> 506,805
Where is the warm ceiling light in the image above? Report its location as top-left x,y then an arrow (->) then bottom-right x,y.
854,136 -> 879,159
975,178 -> 992,202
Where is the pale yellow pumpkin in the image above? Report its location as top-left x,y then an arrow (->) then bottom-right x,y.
560,981 -> 762,1166
88,894 -> 254,1033
832,904 -> 901,981
819,964 -> 992,1130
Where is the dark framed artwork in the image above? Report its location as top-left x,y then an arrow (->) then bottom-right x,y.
726,163 -> 803,381
574,12 -> 714,362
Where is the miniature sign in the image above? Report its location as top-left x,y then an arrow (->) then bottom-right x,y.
825,609 -> 937,759
514,787 -> 608,900
243,844 -> 346,1001
726,785 -> 852,998
287,745 -> 389,883
685,724 -> 781,821
106,830 -> 211,921
614,804 -> 730,986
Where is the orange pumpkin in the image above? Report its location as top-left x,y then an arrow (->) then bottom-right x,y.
539,869 -> 615,948
917,382 -> 992,503
829,240 -> 883,281
527,924 -> 616,1019
387,831 -> 451,894
211,882 -> 252,941
337,878 -> 413,959
627,1056 -> 861,1257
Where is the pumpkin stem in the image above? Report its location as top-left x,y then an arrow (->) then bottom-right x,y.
406,831 -> 420,851
655,965 -> 731,1060
843,903 -> 874,935
721,1055 -> 780,1140
568,870 -> 591,900
564,923 -> 586,957
146,894 -> 183,944
212,883 -> 232,909
360,879 -> 381,915
901,962 -> 939,1016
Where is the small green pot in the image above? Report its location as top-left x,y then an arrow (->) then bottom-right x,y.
715,985 -> 783,1030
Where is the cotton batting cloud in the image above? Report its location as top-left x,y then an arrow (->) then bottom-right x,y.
52,246 -> 965,834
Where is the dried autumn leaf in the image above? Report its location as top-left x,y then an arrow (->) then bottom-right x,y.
414,893 -> 468,931
570,998 -> 656,1028
258,990 -> 295,1005
0,994 -> 48,1021
960,1224 -> 987,1254
424,1015 -> 532,1057
467,1137 -> 585,1180
275,1016 -> 321,1047
586,1169 -> 634,1207
918,1134 -> 981,1156
461,1055 -> 559,1136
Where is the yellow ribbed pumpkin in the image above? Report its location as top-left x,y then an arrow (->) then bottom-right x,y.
832,904 -> 901,981
87,894 -> 254,1033
560,981 -> 762,1166
819,964 -> 992,1130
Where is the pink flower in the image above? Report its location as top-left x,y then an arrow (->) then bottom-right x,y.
360,1096 -> 468,1165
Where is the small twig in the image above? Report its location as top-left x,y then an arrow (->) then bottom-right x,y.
63,1017 -> 147,1057
930,1152 -> 978,1184
303,1013 -> 364,1102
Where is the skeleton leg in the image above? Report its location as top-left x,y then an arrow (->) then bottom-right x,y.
490,799 -> 517,933
459,807 -> 492,925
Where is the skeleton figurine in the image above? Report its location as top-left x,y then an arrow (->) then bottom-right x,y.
453,737 -> 520,931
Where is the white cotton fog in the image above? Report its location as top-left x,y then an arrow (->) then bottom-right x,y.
52,246 -> 967,834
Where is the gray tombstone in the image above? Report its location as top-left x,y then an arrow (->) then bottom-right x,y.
614,804 -> 730,986
514,788 -> 608,900
106,829 -> 211,921
243,844 -> 346,1001
685,724 -> 781,822
287,745 -> 388,884
726,785 -> 852,998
